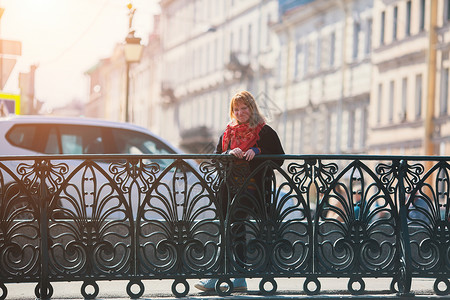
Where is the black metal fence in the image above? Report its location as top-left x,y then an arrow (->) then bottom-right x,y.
0,154 -> 448,299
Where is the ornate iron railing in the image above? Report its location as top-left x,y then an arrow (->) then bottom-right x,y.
0,154 -> 448,299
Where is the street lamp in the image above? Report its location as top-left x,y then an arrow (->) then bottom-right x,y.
124,2 -> 144,122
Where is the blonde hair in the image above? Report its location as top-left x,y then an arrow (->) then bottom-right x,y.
229,91 -> 265,127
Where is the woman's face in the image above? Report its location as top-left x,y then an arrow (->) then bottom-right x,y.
233,102 -> 251,124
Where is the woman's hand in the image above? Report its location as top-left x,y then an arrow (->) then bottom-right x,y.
243,149 -> 256,161
229,147 -> 244,159
230,148 -> 256,161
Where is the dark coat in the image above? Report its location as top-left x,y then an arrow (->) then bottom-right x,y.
214,124 -> 285,208
214,124 -> 285,164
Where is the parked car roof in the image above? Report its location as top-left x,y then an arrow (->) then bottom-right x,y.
0,115 -> 153,133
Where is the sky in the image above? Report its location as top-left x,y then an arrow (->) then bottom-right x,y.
1,0 -> 160,111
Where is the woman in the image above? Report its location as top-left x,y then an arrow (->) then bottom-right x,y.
195,91 -> 284,292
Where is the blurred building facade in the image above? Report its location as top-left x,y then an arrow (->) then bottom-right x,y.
273,0 -> 372,154
156,0 -> 372,154
369,0 -> 450,156
132,15 -> 162,137
85,46 -> 128,121
85,0 -> 450,156
18,65 -> 40,115
158,0 -> 280,152
85,15 -> 162,128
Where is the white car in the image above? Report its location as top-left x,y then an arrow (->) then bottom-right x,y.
0,115 -> 184,157
0,115 -> 208,220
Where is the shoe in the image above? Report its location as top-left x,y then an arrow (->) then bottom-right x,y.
231,278 -> 247,291
194,279 -> 217,292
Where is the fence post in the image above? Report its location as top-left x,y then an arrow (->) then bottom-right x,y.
37,159 -> 52,300
397,159 -> 413,296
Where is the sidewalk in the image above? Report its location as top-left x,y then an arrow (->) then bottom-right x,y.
4,277 -> 442,299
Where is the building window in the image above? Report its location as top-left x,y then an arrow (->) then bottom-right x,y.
238,27 -> 243,51
247,23 -> 252,54
266,14 -> 272,47
329,112 -> 337,153
292,118 -> 300,154
389,81 -> 395,122
214,38 -> 218,70
324,111 -> 331,153
353,21 -> 360,59
415,74 -> 423,119
311,116 -> 318,152
377,83 -> 383,124
401,77 -> 408,120
299,118 -> 304,153
440,67 -> 449,115
205,44 -> 210,74
197,47 -> 202,77
203,45 -> 208,75
276,53 -> 282,84
294,43 -> 302,79
316,37 -> 321,70
229,32 -> 234,55
193,1 -> 198,24
304,41 -> 309,75
420,0 -> 426,31
330,31 -> 336,66
347,109 -> 355,150
359,107 -> 367,149
406,1 -> 412,36
365,19 -> 372,54
380,11 -> 386,45
393,6 -> 398,41
446,0 -> 450,22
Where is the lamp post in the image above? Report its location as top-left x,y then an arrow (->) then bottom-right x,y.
124,2 -> 144,123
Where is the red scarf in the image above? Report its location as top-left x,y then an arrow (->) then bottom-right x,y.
222,122 -> 265,152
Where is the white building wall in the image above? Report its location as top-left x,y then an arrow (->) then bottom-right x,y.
274,0 -> 372,154
369,0 -> 434,154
